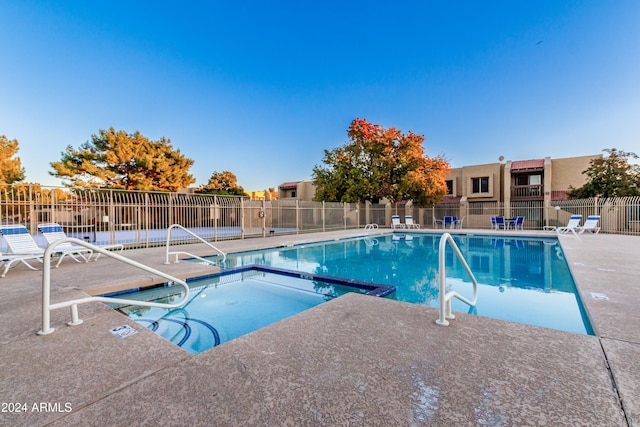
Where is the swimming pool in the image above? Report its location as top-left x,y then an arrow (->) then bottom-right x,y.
113,232 -> 592,353
112,266 -> 393,353
219,233 -> 593,335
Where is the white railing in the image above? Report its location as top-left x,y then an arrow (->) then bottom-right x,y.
364,223 -> 379,231
435,233 -> 479,326
38,237 -> 190,335
165,223 -> 226,265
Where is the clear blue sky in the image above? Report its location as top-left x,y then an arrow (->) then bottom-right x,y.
2,1 -> 639,190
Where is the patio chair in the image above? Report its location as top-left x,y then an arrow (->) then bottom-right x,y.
405,215 -> 420,229
0,224 -> 89,270
490,216 -> 497,229
555,215 -> 583,239
443,216 -> 457,229
576,215 -> 601,235
454,216 -> 464,229
433,217 -> 444,229
494,216 -> 507,230
38,223 -> 123,261
391,215 -> 405,229
513,216 -> 524,230
0,251 -> 43,278
3,224 -> 96,268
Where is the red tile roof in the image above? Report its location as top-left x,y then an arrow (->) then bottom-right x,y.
511,159 -> 544,170
279,181 -> 300,190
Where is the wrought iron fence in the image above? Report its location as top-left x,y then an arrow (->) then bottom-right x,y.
1,185 -> 638,252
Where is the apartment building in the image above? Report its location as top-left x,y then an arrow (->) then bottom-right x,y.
445,154 -> 600,205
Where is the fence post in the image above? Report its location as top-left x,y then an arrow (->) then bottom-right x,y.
262,199 -> 267,238
144,193 -> 150,248
344,203 -> 347,230
296,199 -> 300,234
322,201 -> 326,232
28,184 -> 36,234
240,198 -> 245,239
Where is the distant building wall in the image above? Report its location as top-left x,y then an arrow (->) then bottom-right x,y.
550,154 -> 600,192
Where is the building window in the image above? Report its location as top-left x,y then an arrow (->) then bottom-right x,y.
515,174 -> 542,186
291,191 -> 296,198
445,180 -> 453,195
472,177 -> 489,193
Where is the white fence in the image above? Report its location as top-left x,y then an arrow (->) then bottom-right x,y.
1,185 -> 638,251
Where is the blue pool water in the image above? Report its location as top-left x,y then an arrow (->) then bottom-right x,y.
114,267 -> 388,353
220,233 -> 592,335
115,232 -> 593,354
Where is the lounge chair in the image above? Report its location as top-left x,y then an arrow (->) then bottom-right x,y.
405,215 -> 420,229
555,215 -> 583,239
0,251 -> 43,277
433,217 -> 443,229
0,224 -> 91,269
38,223 -> 123,260
391,215 -> 405,229
576,215 -> 601,234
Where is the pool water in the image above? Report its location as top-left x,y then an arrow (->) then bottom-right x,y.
114,268 -> 379,353
221,233 -> 593,335
114,232 -> 592,354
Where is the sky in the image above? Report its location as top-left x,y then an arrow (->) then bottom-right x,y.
1,1 -> 639,191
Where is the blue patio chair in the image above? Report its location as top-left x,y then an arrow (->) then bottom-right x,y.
433,217 -> 444,229
443,216 -> 457,229
494,216 -> 507,230
513,216 -> 524,230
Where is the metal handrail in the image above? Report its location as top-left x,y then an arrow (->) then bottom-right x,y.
165,224 -> 226,265
435,233 -> 479,326
38,237 -> 190,335
364,223 -> 379,231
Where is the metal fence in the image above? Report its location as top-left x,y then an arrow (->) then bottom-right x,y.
1,185 -> 639,251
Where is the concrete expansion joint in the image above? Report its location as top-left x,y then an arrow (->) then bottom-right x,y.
598,338 -> 631,426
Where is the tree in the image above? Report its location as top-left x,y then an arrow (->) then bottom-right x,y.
0,135 -> 26,185
568,148 -> 640,198
50,128 -> 195,191
312,118 -> 450,204
197,171 -> 247,196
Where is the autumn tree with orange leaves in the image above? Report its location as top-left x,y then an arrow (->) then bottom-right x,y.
312,118 -> 450,204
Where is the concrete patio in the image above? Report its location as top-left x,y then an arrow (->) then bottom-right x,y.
0,229 -> 638,426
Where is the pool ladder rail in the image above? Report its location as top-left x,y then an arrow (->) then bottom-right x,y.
363,223 -> 379,232
436,233 -> 478,326
38,237 -> 190,335
165,224 -> 226,265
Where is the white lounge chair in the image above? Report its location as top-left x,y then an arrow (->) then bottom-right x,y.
405,215 -> 420,229
0,251 -> 43,277
555,215 -> 583,239
38,223 -> 123,260
391,215 -> 405,229
0,224 -> 95,269
576,215 -> 601,234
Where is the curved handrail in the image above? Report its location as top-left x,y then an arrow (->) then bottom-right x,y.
364,223 -> 379,231
165,224 -> 226,265
38,237 -> 190,335
435,233 -> 478,326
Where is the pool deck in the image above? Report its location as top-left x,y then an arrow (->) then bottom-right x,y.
1,229 -> 638,426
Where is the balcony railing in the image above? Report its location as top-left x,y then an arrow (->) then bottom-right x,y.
511,185 -> 543,200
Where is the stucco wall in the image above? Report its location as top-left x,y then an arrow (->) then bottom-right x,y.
550,154 -> 601,191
